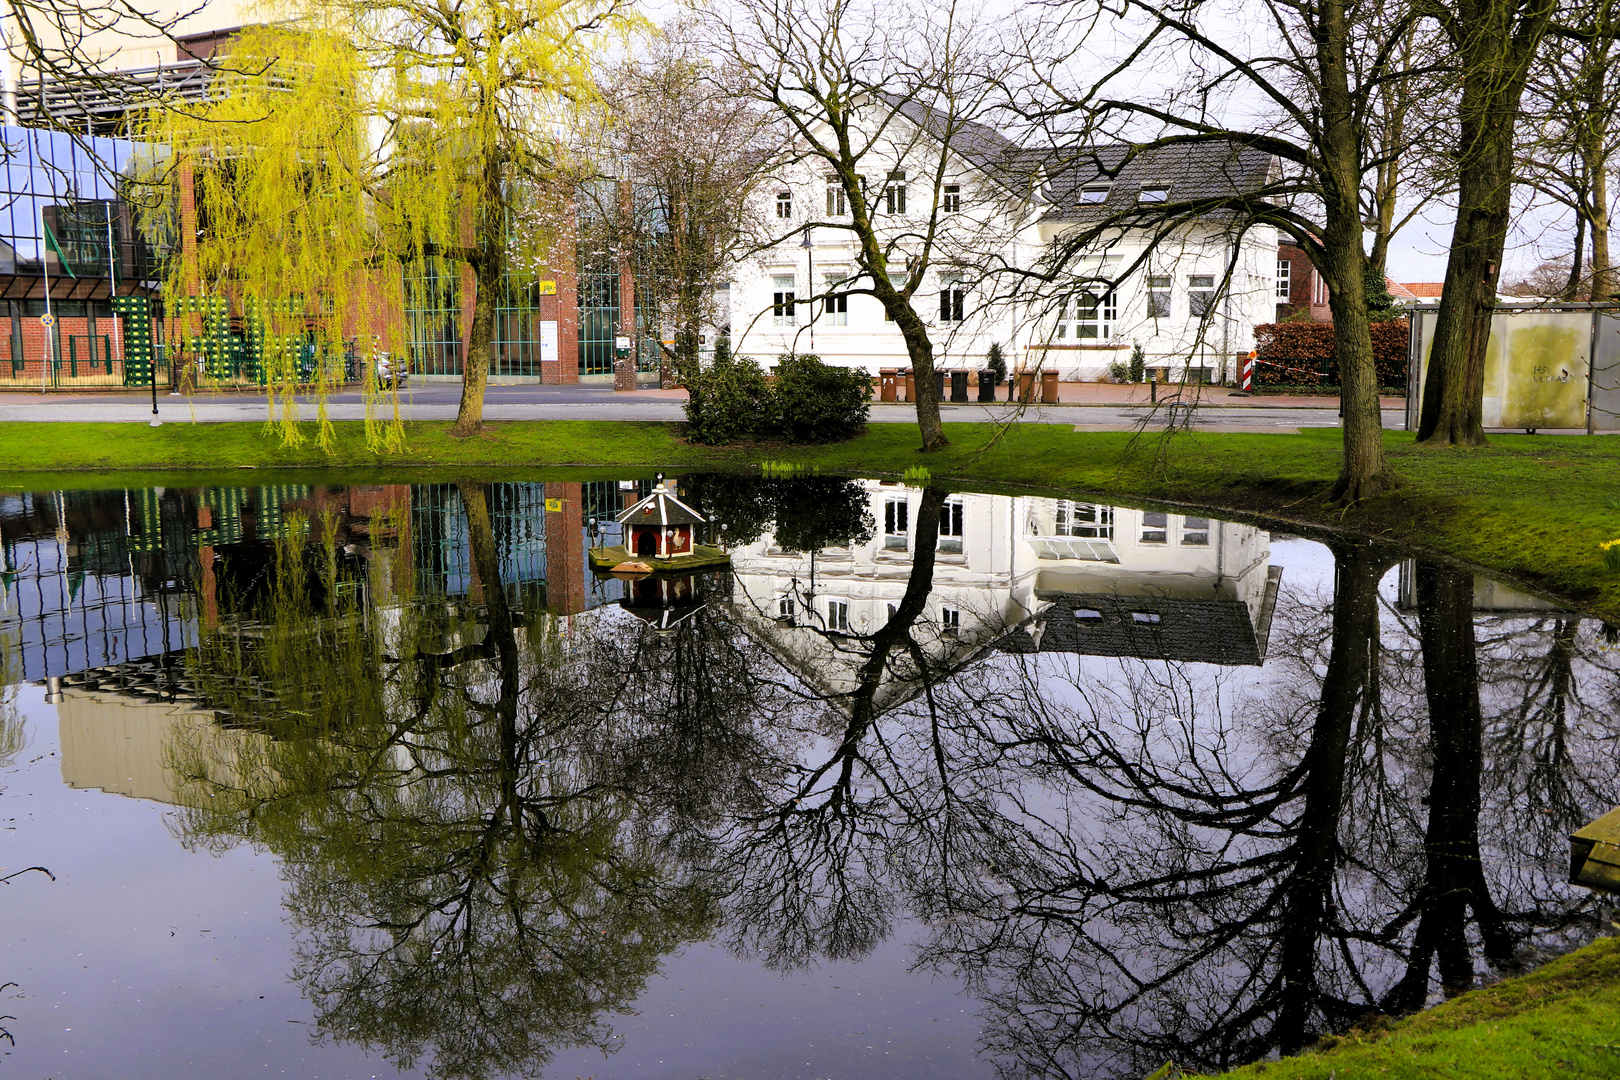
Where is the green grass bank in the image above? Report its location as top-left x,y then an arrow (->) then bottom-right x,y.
1,419 -> 1618,621
1185,935 -> 1620,1079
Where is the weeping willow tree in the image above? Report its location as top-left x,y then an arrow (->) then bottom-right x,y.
138,0 -> 628,447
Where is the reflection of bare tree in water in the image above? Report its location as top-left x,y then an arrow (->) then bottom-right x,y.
718,486 -> 952,970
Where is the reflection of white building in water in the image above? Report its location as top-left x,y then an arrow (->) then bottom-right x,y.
729,484 -> 1281,703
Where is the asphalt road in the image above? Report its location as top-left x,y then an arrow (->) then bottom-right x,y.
0,382 -> 1409,431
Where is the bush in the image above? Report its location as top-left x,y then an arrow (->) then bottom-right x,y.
682,341 -> 772,444
680,348 -> 871,445
1251,318 -> 1410,388
1128,342 -> 1145,383
1106,361 -> 1131,382
771,353 -> 872,443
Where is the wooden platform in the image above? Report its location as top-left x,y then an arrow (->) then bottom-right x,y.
1570,806 -> 1620,891
587,543 -> 731,575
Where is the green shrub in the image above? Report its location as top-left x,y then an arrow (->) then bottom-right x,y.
1128,342 -> 1146,383
1107,361 -> 1131,382
682,342 -> 772,444
770,353 -> 872,443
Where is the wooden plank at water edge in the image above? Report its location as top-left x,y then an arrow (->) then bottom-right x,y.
1571,806 -> 1620,892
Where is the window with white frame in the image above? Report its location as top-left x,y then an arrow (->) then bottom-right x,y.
1276,259 -> 1291,300
885,170 -> 907,214
1181,515 -> 1210,546
777,594 -> 797,623
1139,187 -> 1169,203
776,190 -> 792,218
823,274 -> 848,325
941,606 -> 960,637
942,184 -> 961,213
938,495 -> 965,553
1057,291 -> 1116,339
1147,276 -> 1171,318
826,176 -> 846,217
1055,501 -> 1113,538
1080,185 -> 1110,204
939,276 -> 966,323
1188,275 -> 1215,317
772,274 -> 797,325
884,496 -> 909,550
1140,511 -> 1168,544
827,599 -> 850,632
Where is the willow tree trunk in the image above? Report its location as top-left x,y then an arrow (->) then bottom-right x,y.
1417,0 -> 1554,446
453,158 -> 507,437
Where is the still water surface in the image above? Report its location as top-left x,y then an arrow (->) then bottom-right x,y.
0,476 -> 1615,1080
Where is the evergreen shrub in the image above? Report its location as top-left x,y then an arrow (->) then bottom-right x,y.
680,346 -> 871,444
771,353 -> 872,443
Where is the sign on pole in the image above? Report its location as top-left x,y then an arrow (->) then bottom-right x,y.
40,313 -> 55,328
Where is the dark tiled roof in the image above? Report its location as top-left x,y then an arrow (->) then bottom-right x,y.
1032,593 -> 1262,666
1041,141 -> 1275,223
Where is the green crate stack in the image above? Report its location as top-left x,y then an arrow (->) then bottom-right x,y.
110,296 -> 156,386
178,296 -> 231,379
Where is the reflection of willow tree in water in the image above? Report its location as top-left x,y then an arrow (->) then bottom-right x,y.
172,482 -> 718,1080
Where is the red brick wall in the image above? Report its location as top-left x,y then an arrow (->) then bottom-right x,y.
544,481 -> 585,615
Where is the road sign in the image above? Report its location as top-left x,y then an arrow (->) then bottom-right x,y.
39,312 -> 55,328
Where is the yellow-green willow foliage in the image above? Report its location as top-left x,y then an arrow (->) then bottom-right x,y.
139,0 -> 630,448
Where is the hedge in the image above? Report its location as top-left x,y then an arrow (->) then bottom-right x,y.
1252,318 -> 1409,388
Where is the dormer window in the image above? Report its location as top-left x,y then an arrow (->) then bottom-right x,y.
1138,187 -> 1169,203
1080,186 -> 1110,204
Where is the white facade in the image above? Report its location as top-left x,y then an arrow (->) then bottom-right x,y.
729,112 -> 1279,383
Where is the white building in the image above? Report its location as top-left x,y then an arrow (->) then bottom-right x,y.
729,100 -> 1280,384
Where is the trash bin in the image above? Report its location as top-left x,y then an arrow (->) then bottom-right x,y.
949,369 -> 969,402
977,369 -> 998,402
880,367 -> 898,402
1040,370 -> 1059,403
1015,371 -> 1036,403
902,369 -> 915,401
934,370 -> 947,400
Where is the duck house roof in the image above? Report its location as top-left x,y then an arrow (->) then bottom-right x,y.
616,483 -> 707,528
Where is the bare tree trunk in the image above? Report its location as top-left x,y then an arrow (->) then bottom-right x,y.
1588,127 -> 1614,300
1320,0 -> 1399,503
1417,0 -> 1555,447
1562,214 -> 1588,300
890,303 -> 947,451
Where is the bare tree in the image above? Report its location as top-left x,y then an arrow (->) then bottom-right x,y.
601,25 -> 775,381
702,0 -> 1026,453
1019,0 -> 1438,502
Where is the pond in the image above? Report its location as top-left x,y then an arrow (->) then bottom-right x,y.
0,476 -> 1615,1080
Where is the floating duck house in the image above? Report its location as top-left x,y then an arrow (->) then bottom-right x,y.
617,482 -> 707,560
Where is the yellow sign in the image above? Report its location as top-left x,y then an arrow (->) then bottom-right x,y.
545,498 -> 563,512
538,281 -> 557,295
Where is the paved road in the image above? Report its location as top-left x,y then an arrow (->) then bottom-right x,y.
0,382 -> 1409,431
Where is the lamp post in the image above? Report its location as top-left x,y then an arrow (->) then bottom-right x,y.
801,230 -> 814,353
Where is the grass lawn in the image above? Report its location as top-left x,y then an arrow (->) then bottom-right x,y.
1,418 -> 1618,620
1183,936 -> 1620,1080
